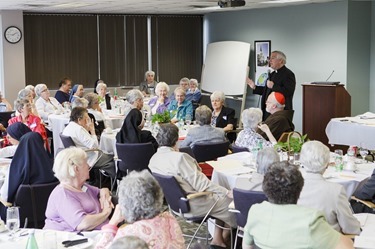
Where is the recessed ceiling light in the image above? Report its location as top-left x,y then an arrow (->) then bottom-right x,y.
54,2 -> 93,8
262,0 -> 309,3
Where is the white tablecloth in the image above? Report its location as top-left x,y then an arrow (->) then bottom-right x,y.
48,114 -> 70,156
99,130 -> 118,156
209,152 -> 375,198
326,112 -> 375,150
0,229 -> 97,249
354,213 -> 375,249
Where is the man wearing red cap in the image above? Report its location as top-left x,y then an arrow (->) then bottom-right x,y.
257,92 -> 294,141
247,50 -> 296,121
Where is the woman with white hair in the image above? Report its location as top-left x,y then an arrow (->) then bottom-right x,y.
235,108 -> 276,151
25,85 -> 36,99
180,105 -> 226,148
235,147 -> 279,191
139,71 -> 157,97
147,82 -> 170,115
44,147 -> 113,232
35,83 -> 65,124
96,82 -> 112,110
18,88 -> 39,116
210,91 -> 236,142
297,140 -> 361,235
186,78 -> 201,103
95,170 -> 184,249
167,87 -> 193,123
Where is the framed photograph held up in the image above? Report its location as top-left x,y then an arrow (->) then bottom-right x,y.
255,40 -> 271,86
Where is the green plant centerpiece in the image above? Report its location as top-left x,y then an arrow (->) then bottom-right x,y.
274,133 -> 308,153
151,110 -> 171,124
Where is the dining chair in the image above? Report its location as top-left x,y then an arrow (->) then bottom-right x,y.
152,172 -> 233,249
0,111 -> 15,128
59,133 -> 76,148
115,142 -> 155,176
192,140 -> 230,163
179,146 -> 196,158
230,188 -> 268,248
13,181 -> 59,228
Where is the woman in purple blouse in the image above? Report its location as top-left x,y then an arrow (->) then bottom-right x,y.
147,82 -> 170,115
44,147 -> 113,232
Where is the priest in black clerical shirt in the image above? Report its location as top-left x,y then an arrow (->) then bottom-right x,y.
247,50 -> 296,121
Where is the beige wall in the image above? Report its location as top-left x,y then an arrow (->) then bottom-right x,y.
0,10 -> 25,106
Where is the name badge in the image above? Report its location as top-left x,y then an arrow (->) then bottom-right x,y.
30,123 -> 37,129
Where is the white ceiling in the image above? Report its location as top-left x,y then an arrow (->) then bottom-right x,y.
0,0 -> 338,15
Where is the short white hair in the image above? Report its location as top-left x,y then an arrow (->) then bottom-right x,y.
174,87 -> 186,96
241,108 -> 262,129
71,97 -> 89,109
35,84 -> 48,97
272,50 -> 287,64
126,89 -> 143,104
155,82 -> 169,96
53,147 -> 87,181
144,70 -> 155,80
300,140 -> 329,174
25,85 -> 35,92
190,79 -> 198,87
96,82 -> 107,94
257,148 -> 280,174
18,89 -> 32,100
210,91 -> 225,103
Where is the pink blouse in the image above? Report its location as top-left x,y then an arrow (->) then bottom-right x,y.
95,212 -> 184,249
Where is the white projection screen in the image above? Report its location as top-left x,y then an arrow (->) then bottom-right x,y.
201,41 -> 251,95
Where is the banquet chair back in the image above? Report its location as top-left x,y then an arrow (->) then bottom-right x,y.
179,146 -> 196,159
231,188 -> 268,248
0,111 -> 15,128
231,144 -> 249,153
152,172 -> 228,248
192,141 -> 230,162
14,181 -> 59,228
59,133 -> 76,148
116,142 -> 155,175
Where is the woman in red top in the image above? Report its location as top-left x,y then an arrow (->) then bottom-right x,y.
9,99 -> 48,148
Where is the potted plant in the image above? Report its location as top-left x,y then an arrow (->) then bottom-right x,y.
151,110 -> 171,124
274,133 -> 308,153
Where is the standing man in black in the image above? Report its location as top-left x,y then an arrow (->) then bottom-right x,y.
247,50 -> 296,121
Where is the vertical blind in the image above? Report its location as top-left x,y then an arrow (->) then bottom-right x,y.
24,14 -> 202,89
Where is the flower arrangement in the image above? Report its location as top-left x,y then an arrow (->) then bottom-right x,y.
274,133 -> 308,153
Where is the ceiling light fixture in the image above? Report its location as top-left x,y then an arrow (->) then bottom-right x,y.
218,0 -> 246,8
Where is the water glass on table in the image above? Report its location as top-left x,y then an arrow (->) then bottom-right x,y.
359,144 -> 369,163
185,114 -> 192,126
6,206 -> 20,240
334,149 -> 343,172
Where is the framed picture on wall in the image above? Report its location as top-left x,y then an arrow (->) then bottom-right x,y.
255,40 -> 271,86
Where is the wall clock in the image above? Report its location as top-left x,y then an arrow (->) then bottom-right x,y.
4,26 -> 22,44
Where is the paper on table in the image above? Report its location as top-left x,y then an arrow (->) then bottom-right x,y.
354,236 -> 375,249
354,213 -> 368,227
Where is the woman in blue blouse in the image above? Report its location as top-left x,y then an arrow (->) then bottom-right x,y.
167,87 -> 193,123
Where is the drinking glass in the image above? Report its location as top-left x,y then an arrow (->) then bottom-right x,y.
185,114 -> 192,126
334,149 -> 343,172
359,147 -> 369,163
6,206 -> 20,240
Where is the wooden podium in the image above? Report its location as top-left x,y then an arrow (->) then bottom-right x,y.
302,84 -> 351,147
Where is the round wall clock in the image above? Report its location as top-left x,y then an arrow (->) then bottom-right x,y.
4,26 -> 22,44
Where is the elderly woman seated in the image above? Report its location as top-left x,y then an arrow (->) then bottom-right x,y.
242,162 -> 354,249
44,147 -> 113,231
1,132 -> 56,220
147,82 -> 170,115
297,141 -> 361,235
95,170 -> 184,249
167,87 -> 193,123
18,88 -> 39,116
186,78 -> 201,103
62,107 -> 116,186
96,81 -> 112,110
123,89 -> 145,117
149,124 -> 235,248
69,84 -> 84,103
9,99 -> 48,148
116,108 -> 158,151
235,108 -> 277,151
210,91 -> 236,143
235,147 -> 279,191
180,105 -> 226,148
35,84 -> 65,124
